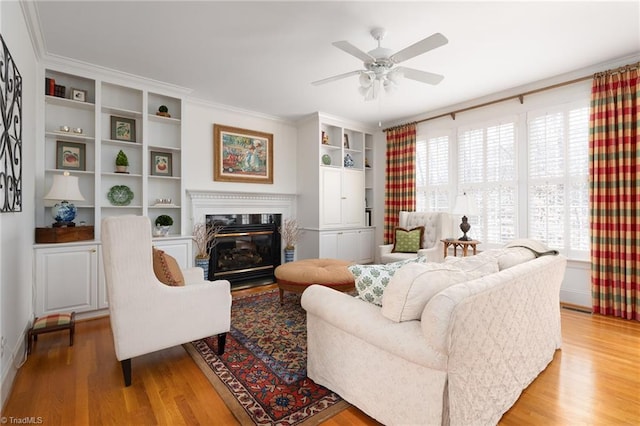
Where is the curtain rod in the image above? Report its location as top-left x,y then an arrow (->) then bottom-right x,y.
383,75 -> 591,132
383,62 -> 639,132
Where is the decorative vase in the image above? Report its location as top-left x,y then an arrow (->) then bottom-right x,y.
195,257 -> 210,280
284,248 -> 295,263
344,153 -> 354,167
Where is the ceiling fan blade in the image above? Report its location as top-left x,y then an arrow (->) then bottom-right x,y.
332,40 -> 376,63
397,67 -> 444,85
312,70 -> 362,86
390,33 -> 448,64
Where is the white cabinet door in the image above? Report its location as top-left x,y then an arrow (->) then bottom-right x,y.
320,168 -> 343,227
357,228 -> 375,263
336,230 -> 360,262
154,237 -> 193,269
319,232 -> 339,258
35,244 -> 99,316
342,169 -> 365,227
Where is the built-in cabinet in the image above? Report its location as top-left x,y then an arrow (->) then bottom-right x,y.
34,243 -> 99,316
34,237 -> 192,317
35,67 -> 190,317
296,112 -> 375,263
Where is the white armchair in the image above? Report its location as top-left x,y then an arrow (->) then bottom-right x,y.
379,211 -> 451,264
101,215 -> 232,386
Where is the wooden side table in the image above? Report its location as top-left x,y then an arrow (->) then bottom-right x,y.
441,239 -> 480,258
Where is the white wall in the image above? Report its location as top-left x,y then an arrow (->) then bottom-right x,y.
0,1 -> 37,408
182,100 -> 298,223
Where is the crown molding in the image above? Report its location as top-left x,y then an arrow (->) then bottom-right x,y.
187,96 -> 294,125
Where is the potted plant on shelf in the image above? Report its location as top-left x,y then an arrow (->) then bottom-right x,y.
156,105 -> 170,118
154,214 -> 173,237
115,150 -> 129,173
192,221 -> 225,279
279,218 -> 301,263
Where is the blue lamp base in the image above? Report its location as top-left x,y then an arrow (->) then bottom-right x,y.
52,201 -> 77,227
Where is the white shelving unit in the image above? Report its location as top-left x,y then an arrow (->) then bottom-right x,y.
39,69 -> 184,236
35,67 -> 189,317
297,112 -> 375,264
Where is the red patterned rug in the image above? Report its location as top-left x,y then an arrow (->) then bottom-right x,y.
185,289 -> 348,425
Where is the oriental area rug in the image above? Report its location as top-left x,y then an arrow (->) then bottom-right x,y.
185,289 -> 349,425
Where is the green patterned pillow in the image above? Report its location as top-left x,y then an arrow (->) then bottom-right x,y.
392,227 -> 425,253
348,257 -> 429,306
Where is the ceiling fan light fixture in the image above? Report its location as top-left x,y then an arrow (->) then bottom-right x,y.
359,72 -> 374,88
383,78 -> 398,93
388,68 -> 403,83
358,85 -> 372,97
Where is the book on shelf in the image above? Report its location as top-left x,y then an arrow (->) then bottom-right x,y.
45,77 -> 67,98
45,77 -> 55,96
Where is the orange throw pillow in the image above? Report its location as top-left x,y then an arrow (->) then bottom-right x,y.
152,247 -> 185,286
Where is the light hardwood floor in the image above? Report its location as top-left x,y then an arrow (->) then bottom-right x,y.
2,285 -> 639,425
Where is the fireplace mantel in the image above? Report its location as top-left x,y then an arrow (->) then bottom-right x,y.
187,190 -> 297,224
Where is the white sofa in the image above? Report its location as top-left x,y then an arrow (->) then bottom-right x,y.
379,211 -> 452,264
301,247 -> 567,426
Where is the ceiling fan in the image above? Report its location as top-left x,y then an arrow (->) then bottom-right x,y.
312,28 -> 448,101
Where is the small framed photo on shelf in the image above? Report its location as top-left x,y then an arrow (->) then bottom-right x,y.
110,116 -> 136,142
343,134 -> 349,149
150,151 -> 172,176
70,88 -> 87,102
56,141 -> 86,171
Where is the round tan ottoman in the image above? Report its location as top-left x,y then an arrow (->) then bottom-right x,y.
275,258 -> 355,304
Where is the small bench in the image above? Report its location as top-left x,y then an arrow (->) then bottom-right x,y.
27,312 -> 76,354
275,258 -> 355,304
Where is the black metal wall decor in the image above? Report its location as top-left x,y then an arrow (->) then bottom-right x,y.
0,33 -> 23,213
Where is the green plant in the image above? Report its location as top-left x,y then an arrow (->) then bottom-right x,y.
158,105 -> 169,113
155,214 -> 173,227
115,150 -> 128,167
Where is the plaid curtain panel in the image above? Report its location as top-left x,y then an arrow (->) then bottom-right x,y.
384,124 -> 416,244
589,62 -> 640,320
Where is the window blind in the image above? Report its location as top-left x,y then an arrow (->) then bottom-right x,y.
528,104 -> 589,257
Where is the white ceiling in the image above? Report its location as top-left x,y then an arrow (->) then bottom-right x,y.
29,1 -> 640,127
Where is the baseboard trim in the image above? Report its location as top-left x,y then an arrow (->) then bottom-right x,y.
560,302 -> 592,314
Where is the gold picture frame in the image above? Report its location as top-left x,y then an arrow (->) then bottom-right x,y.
213,124 -> 273,184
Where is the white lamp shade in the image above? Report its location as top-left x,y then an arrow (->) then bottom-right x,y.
452,193 -> 478,215
44,173 -> 85,201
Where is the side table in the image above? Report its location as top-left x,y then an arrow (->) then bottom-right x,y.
441,239 -> 480,258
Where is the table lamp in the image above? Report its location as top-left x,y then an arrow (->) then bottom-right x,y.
452,192 -> 478,241
44,171 -> 85,227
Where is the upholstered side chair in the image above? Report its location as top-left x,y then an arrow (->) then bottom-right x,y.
379,211 -> 452,264
101,215 -> 232,387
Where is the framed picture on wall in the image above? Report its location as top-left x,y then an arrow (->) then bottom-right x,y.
150,151 -> 172,176
110,116 -> 136,142
213,124 -> 273,184
56,141 -> 86,171
70,88 -> 87,102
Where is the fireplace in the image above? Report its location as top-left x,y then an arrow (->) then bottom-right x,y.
206,214 -> 281,288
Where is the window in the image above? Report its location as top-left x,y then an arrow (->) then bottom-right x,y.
416,134 -> 450,212
415,82 -> 592,259
457,121 -> 517,245
528,104 -> 589,258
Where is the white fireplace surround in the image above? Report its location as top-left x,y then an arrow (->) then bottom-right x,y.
187,190 -> 297,225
